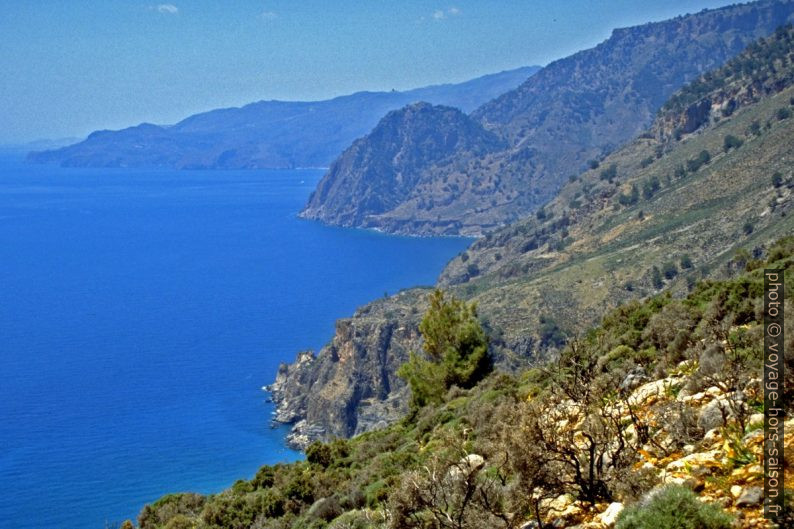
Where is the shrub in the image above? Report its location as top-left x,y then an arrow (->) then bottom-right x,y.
618,185 -> 639,206
777,107 -> 791,120
651,266 -> 664,289
743,221 -> 754,235
616,485 -> 733,529
686,150 -> 711,172
662,262 -> 678,280
723,134 -> 743,152
640,156 -> 654,168
772,171 -> 783,187
680,254 -> 693,269
600,163 -> 618,182
642,176 -> 661,199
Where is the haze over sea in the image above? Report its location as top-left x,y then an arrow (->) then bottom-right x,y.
0,154 -> 470,529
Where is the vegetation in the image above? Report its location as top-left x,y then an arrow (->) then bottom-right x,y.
397,290 -> 491,410
615,486 -> 733,529
131,237 -> 794,529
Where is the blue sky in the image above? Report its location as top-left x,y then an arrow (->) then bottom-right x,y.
0,0 -> 737,144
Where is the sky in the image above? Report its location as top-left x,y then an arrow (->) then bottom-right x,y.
0,0 -> 739,144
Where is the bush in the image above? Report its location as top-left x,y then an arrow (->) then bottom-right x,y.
772,171 -> 783,187
600,163 -> 618,182
723,134 -> 743,152
642,176 -> 661,200
777,107 -> 791,120
680,255 -> 693,269
616,485 -> 733,529
619,185 -> 639,206
686,150 -> 711,172
640,156 -> 654,168
662,262 -> 678,280
651,266 -> 664,289
743,221 -> 754,235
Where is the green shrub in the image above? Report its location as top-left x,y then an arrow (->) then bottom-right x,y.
777,107 -> 791,120
723,134 -> 743,152
772,171 -> 783,187
680,255 -> 693,269
600,163 -> 618,182
616,486 -> 733,529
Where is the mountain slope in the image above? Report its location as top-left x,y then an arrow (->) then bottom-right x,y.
272,24 -> 794,447
135,238 -> 794,529
303,0 -> 794,236
26,66 -> 539,170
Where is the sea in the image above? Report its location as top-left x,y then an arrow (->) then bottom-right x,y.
0,153 -> 471,529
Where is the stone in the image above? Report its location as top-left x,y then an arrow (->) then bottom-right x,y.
598,502 -> 624,527
735,487 -> 763,507
697,398 -> 733,432
702,428 -> 721,445
731,485 -> 743,498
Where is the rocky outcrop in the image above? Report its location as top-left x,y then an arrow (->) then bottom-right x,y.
267,290 -> 429,449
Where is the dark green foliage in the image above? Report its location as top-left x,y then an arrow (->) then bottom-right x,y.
748,120 -> 761,136
662,262 -> 678,280
538,315 -> 567,348
680,254 -> 693,269
600,163 -> 618,182
398,290 -> 491,409
640,156 -> 654,168
589,159 -> 600,170
651,266 -> 664,289
641,176 -> 661,199
743,221 -> 754,235
686,150 -> 710,172
618,184 -> 639,206
723,134 -> 743,152
772,171 -> 784,187
777,107 -> 792,120
616,486 -> 733,529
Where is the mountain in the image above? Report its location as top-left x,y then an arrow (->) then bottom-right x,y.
26,66 -> 539,170
272,23 -> 794,448
302,0 -> 794,236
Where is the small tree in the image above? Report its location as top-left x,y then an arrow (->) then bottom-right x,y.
723,134 -> 743,152
398,290 -> 491,409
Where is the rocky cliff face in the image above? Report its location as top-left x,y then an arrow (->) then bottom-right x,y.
302,0 -> 794,236
268,290 -> 428,449
300,103 -> 505,234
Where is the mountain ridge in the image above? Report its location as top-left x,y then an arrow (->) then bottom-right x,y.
302,0 -> 794,236
26,66 -> 539,170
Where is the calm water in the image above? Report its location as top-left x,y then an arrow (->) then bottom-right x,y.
0,155 -> 470,529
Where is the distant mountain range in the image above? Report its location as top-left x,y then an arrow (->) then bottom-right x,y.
26,66 -> 539,170
302,0 -> 794,236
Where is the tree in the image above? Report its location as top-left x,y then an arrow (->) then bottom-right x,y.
723,134 -> 743,152
398,290 -> 491,409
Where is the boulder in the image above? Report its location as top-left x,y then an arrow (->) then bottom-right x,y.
735,487 -> 763,507
597,502 -> 624,527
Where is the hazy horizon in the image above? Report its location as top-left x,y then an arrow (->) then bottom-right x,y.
2,0 -> 737,144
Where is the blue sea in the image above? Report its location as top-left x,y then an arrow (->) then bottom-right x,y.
0,154 -> 470,529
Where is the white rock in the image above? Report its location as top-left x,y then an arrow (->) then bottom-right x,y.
731,485 -> 743,498
598,502 -> 624,527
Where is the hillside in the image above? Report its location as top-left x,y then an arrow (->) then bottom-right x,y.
26,67 -> 538,170
302,0 -> 794,236
130,238 -> 794,529
272,24 -> 794,448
